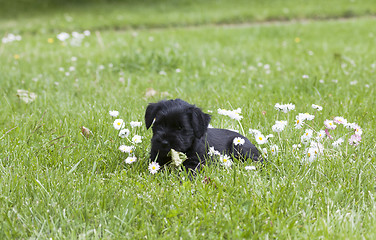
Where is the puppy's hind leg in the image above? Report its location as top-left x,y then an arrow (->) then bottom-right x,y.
232,142 -> 263,163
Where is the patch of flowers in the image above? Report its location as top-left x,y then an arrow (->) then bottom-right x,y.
2,33 -> 22,44
56,30 -> 90,46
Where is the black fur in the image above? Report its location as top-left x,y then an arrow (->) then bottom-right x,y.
145,99 -> 261,172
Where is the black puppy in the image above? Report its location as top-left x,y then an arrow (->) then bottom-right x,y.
145,99 -> 261,172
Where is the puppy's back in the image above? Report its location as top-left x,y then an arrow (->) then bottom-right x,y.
206,128 -> 261,161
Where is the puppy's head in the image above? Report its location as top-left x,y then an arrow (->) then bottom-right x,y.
145,99 -> 211,155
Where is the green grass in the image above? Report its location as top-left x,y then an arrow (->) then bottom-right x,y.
1,0 -> 376,34
1,1 -> 376,239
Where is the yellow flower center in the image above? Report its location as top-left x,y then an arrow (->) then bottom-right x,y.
306,133 -> 309,136
152,166 -> 156,170
297,120 -> 300,124
308,153 -> 311,157
223,158 -> 227,162
259,137 -> 263,140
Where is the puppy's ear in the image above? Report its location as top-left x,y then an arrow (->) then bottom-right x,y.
190,107 -> 211,138
145,102 -> 162,129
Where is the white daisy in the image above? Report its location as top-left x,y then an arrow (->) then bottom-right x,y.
298,113 -> 315,121
113,119 -> 125,130
130,121 -> 142,128
233,137 -> 245,146
316,130 -> 326,140
109,110 -> 119,117
125,156 -> 137,164
324,120 -> 337,130
119,128 -> 130,138
270,144 -> 279,155
332,138 -> 344,148
132,135 -> 142,144
208,147 -> 220,156
274,103 -> 295,113
245,166 -> 256,171
272,120 -> 288,132
255,134 -> 268,145
249,128 -> 261,136
311,104 -> 323,111
148,162 -> 160,174
294,117 -> 304,129
119,145 -> 134,153
262,148 -> 268,156
220,154 -> 233,168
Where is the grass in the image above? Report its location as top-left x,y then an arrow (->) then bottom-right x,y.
1,0 -> 376,34
1,1 -> 376,239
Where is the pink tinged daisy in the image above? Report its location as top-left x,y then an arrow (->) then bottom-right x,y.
233,137 -> 245,146
130,121 -> 142,128
332,138 -> 344,148
148,162 -> 160,174
132,135 -> 142,144
334,116 -> 348,125
348,134 -> 361,146
113,119 -> 125,130
119,128 -> 130,138
255,134 -> 268,145
125,156 -> 137,164
311,104 -> 323,111
270,144 -> 279,155
245,166 -> 256,171
220,154 -> 233,168
119,145 -> 134,153
109,110 -> 119,117
324,120 -> 337,130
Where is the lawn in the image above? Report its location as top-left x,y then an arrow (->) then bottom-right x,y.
1,0 -> 376,239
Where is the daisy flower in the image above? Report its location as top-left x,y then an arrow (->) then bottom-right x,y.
294,117 -> 304,129
301,129 -> 313,144
255,134 -> 268,145
148,162 -> 160,174
132,135 -> 142,144
113,119 -> 125,130
125,156 -> 137,164
249,128 -> 261,136
109,110 -> 119,117
262,148 -> 268,156
208,147 -> 220,156
220,154 -> 233,168
57,32 -> 70,41
324,120 -> 337,130
272,120 -> 288,132
334,116 -> 348,125
305,147 -> 318,162
119,145 -> 134,153
348,134 -> 361,146
270,144 -> 279,155
298,113 -> 315,121
245,166 -> 256,171
311,104 -> 323,111
274,103 -> 295,113
332,138 -> 344,148
233,137 -> 245,146
119,128 -> 130,138
130,121 -> 142,128
316,130 -> 326,140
